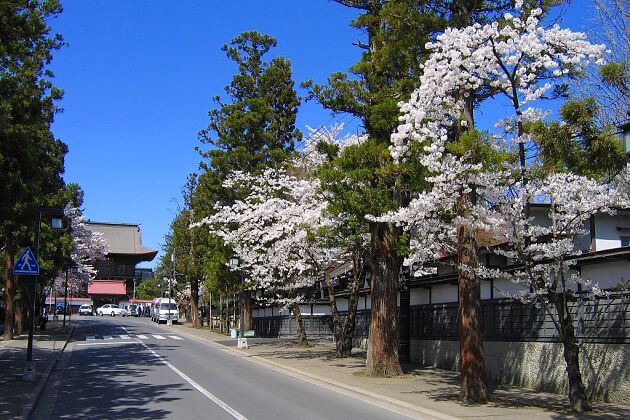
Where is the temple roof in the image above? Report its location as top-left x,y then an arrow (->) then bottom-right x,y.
85,222 -> 157,262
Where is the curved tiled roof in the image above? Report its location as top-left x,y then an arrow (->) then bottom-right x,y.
85,222 -> 157,261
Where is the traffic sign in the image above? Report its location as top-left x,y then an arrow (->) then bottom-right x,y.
13,247 -> 39,276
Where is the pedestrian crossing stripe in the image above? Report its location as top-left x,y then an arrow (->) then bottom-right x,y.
82,334 -> 182,341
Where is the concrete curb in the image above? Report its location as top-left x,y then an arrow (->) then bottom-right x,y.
21,324 -> 76,420
160,325 -> 459,420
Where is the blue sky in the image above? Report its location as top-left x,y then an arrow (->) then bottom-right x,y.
49,0 -> 596,268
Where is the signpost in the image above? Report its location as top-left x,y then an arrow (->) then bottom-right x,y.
14,247 -> 40,382
14,247 -> 39,276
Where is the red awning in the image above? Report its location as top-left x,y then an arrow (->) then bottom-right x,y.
88,280 -> 126,295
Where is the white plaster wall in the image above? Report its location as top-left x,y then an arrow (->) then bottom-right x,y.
410,288 -> 430,305
595,213 -> 630,251
336,298 -> 349,311
581,260 -> 630,290
312,304 -> 330,315
493,278 -> 529,298
480,280 -> 493,300
431,284 -> 458,303
361,294 -> 371,310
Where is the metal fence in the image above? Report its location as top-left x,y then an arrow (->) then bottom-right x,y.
411,294 -> 629,343
253,293 -> 629,343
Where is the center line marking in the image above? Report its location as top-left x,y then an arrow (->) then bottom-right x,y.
137,339 -> 246,419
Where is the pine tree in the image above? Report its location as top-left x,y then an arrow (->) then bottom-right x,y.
193,31 -> 301,330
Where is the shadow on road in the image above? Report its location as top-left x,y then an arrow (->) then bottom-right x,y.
51,342 -> 190,419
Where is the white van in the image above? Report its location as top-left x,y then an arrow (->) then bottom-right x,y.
152,298 -> 178,324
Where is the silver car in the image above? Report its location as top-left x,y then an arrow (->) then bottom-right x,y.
97,304 -> 128,317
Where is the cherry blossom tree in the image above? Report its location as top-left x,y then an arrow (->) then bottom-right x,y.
51,208 -> 108,300
198,125 -> 370,353
198,167 -> 329,346
385,5 -> 624,411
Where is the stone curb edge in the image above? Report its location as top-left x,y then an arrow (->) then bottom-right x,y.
21,324 -> 76,420
160,325 -> 459,420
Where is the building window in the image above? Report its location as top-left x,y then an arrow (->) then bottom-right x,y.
622,236 -> 630,247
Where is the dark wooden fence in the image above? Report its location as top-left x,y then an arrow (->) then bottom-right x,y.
253,292 -> 629,344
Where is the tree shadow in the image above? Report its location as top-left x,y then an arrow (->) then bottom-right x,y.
50,342 -> 191,419
0,345 -> 59,418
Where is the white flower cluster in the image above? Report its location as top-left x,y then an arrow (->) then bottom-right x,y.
198,166 -> 338,304
390,8 -> 605,163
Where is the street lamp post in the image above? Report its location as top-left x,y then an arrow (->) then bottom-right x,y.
24,207 -> 63,382
229,257 -> 248,349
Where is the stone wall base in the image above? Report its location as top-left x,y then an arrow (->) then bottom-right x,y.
411,339 -> 629,404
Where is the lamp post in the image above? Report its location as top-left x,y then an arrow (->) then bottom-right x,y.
229,257 -> 248,349
24,207 -> 64,382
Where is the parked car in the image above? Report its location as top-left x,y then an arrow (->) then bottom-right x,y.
78,304 -> 93,316
97,304 -> 128,317
128,304 -> 139,317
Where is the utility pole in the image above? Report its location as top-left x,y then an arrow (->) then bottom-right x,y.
168,250 -> 175,325
63,267 -> 69,328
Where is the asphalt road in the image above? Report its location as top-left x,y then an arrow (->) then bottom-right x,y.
32,316 -> 413,419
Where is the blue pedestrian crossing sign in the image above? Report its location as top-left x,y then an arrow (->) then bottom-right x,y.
13,247 -> 39,276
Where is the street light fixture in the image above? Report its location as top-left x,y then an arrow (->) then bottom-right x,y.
621,121 -> 630,155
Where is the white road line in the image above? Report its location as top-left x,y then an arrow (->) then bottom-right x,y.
86,336 -> 95,341
103,335 -> 113,340
137,339 -> 247,419
137,334 -> 148,339
152,334 -> 166,340
76,342 -> 128,347
120,334 -> 131,339
169,336 -> 183,340
120,326 -> 128,332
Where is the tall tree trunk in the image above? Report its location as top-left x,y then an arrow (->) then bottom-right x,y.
3,235 -> 15,340
220,294 -> 224,332
190,277 -> 201,328
291,303 -> 308,346
457,190 -> 489,402
240,290 -> 252,331
324,272 -> 345,355
366,222 -> 403,377
554,294 -> 591,412
208,292 -> 212,329
15,304 -> 23,336
341,264 -> 361,357
399,269 -> 410,364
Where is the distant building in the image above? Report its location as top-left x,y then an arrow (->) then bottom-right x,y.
85,222 -> 157,308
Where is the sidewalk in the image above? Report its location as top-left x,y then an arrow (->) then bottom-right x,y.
164,323 -> 630,419
0,321 -> 74,419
